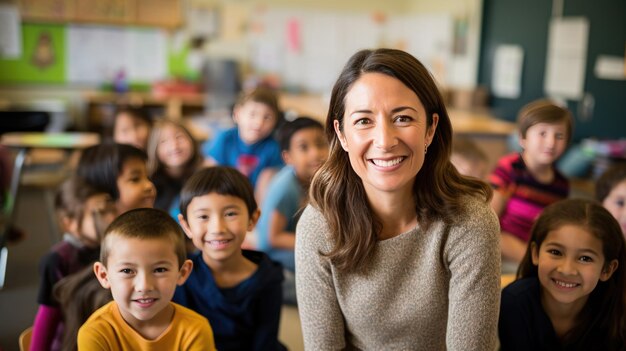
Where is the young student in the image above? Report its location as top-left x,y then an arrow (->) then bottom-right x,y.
79,208 -> 216,350
256,117 -> 328,305
451,136 -> 489,179
489,99 -> 572,267
112,106 -> 153,151
499,199 -> 626,350
174,166 -> 285,351
49,143 -> 158,350
30,176 -> 116,351
203,87 -> 284,202
77,142 -> 156,215
147,119 -> 204,217
596,164 -> 626,235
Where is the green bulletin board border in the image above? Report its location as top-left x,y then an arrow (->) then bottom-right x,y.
0,23 -> 66,84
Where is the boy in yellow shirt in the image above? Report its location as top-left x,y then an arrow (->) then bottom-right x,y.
78,208 -> 216,351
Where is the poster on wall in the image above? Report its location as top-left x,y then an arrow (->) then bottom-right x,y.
492,45 -> 523,99
0,5 -> 22,59
544,17 -> 589,100
66,25 -> 167,83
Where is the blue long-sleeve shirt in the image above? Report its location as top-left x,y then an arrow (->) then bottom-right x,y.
173,250 -> 285,351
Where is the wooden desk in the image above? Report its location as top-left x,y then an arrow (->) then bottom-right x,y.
448,109 -> 516,136
0,132 -> 100,289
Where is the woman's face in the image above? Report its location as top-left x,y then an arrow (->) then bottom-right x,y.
334,72 -> 438,198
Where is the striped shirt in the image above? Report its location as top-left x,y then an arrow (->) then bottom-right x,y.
489,153 -> 569,242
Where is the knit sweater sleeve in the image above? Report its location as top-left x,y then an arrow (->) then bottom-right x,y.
295,205 -> 345,351
445,198 -> 501,350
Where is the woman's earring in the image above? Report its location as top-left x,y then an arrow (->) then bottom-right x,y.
424,143 -> 428,154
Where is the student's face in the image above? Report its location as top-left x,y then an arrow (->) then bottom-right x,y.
602,179 -> 626,235
334,73 -> 438,198
116,158 -> 156,214
531,224 -> 617,312
519,122 -> 568,167
156,124 -> 194,171
75,193 -> 116,248
114,113 -> 151,151
234,101 -> 277,145
283,127 -> 329,183
94,235 -> 192,335
179,193 -> 259,266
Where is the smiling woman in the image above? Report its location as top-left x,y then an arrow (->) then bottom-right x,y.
295,48 -> 501,350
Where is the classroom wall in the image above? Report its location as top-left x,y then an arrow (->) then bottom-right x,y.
0,0 -> 484,128
478,0 -> 626,140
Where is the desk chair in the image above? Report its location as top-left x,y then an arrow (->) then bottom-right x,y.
19,326 -> 33,351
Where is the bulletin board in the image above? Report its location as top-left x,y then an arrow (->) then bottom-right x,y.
0,22 -> 167,84
0,23 -> 66,83
248,8 -> 453,93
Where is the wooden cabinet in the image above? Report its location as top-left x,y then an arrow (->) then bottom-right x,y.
19,0 -> 183,28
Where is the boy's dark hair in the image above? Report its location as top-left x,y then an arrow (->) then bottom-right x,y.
235,87 -> 280,119
277,116 -> 324,151
108,106 -> 153,139
596,164 -> 626,202
55,175 -> 104,225
179,166 -> 257,220
114,106 -> 152,126
517,99 -> 573,142
77,142 -> 148,200
100,208 -> 187,269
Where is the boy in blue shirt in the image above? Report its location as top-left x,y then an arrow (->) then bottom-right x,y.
174,166 -> 285,351
256,117 -> 328,305
203,88 -> 284,202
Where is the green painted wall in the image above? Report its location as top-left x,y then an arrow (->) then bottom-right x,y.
0,23 -> 65,83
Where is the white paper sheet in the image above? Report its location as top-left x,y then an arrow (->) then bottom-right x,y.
67,25 -> 167,83
544,17 -> 589,100
0,4 -> 22,59
492,45 -> 524,98
594,55 -> 626,80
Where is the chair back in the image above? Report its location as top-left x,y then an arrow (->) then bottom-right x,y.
0,111 -> 50,135
19,326 -> 32,351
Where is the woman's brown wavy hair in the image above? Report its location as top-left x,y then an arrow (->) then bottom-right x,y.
309,48 -> 492,273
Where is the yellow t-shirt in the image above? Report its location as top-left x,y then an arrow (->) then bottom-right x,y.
77,301 -> 216,351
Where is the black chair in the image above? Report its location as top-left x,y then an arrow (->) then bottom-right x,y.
0,110 -> 51,135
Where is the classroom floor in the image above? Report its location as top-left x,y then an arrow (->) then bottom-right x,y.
0,186 -> 304,351
0,187 -> 51,351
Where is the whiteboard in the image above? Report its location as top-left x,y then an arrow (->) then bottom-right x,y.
66,25 -> 167,83
249,9 -> 453,93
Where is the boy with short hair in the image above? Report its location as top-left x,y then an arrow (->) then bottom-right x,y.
203,87 -> 284,202
256,117 -> 328,304
489,99 -> 572,268
78,208 -> 216,351
174,166 -> 285,351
